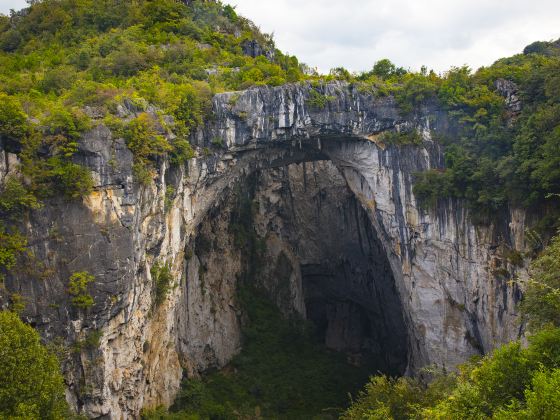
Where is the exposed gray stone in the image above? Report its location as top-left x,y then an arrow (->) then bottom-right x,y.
0,81 -> 528,418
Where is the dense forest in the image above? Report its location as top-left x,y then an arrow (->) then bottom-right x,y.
1,0 -> 560,419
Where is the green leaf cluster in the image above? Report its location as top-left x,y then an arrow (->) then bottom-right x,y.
0,311 -> 69,419
343,328 -> 560,420
520,231 -> 560,330
67,271 -> 95,309
150,261 -> 174,308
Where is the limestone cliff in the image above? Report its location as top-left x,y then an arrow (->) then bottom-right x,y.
0,81 -> 528,417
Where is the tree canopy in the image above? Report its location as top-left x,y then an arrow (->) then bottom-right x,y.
0,311 -> 68,419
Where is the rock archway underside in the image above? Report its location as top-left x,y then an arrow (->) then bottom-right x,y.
0,82 -> 526,418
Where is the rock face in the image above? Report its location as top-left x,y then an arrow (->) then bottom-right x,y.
0,81 -> 528,417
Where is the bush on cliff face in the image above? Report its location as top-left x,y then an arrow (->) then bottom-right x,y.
0,92 -> 28,140
67,271 -> 95,309
0,311 -> 69,419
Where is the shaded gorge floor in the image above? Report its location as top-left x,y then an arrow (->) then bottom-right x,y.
149,286 -> 373,419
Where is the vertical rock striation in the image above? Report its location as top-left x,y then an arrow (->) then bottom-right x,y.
0,81 -> 528,417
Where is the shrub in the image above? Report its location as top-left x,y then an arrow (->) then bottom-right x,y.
124,113 -> 172,161
0,176 -> 41,214
48,159 -> 94,199
340,375 -> 425,420
380,128 -> 423,146
371,58 -> 407,80
42,106 -> 91,143
520,369 -> 560,418
125,113 -> 172,183
151,262 -> 174,308
174,86 -> 204,136
68,271 -> 95,309
0,29 -> 22,52
40,66 -> 76,94
305,89 -> 334,109
0,224 -> 27,275
0,93 -> 28,140
0,311 -> 68,419
395,73 -> 439,113
73,329 -> 103,352
164,185 -> 175,212
109,45 -> 149,76
169,138 -> 196,164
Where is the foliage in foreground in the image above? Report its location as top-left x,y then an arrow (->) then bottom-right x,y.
342,328 -> 560,420
0,310 -> 69,419
143,287 -> 371,419
343,230 -> 560,420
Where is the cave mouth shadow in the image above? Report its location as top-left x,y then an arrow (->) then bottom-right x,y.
244,158 -> 409,377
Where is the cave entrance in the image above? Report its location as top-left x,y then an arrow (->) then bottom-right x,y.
175,158 -> 409,417
248,160 -> 409,376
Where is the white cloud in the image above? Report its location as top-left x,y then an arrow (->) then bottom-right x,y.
231,0 -> 560,73
0,0 -> 27,14
1,0 -> 558,74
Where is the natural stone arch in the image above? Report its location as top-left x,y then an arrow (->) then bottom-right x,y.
0,82 -> 524,418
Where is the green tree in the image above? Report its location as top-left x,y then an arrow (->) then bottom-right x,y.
0,224 -> 27,275
124,113 -> 172,161
0,311 -> 68,419
0,176 -> 40,215
521,231 -> 560,329
371,58 -> 406,80
521,369 -> 560,419
68,271 -> 95,309
0,93 -> 28,140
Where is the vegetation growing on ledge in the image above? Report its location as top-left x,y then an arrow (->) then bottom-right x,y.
379,128 -> 423,146
151,261 -> 174,308
305,88 -> 336,109
323,43 -> 560,227
67,271 -> 95,309
403,48 -> 560,225
0,0 -> 305,148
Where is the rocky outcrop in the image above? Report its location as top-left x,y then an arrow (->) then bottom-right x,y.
0,81 -> 528,417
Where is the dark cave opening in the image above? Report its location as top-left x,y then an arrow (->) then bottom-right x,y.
301,224 -> 408,375
249,159 -> 409,375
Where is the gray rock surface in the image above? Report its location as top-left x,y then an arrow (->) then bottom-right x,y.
0,81 -> 528,418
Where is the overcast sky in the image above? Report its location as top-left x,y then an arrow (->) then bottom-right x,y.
2,0 -> 559,74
